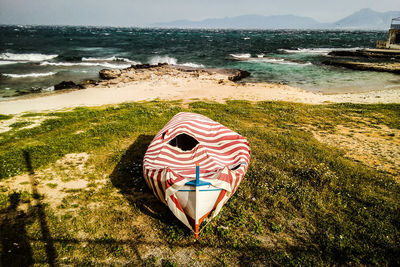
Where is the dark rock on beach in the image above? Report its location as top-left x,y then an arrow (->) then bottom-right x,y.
228,70 -> 251,82
54,81 -> 83,90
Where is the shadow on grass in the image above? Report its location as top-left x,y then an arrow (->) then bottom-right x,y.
0,151 -> 58,267
0,192 -> 34,266
109,134 -> 181,229
23,150 -> 58,267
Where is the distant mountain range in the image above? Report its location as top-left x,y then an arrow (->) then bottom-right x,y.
151,8 -> 400,30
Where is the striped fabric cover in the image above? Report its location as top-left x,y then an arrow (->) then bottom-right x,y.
143,112 -> 250,231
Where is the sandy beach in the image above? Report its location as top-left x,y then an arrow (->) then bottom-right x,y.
1,65 -> 400,115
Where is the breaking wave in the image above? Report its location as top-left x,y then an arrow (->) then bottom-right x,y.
82,56 -> 140,65
40,61 -> 132,68
0,60 -> 20,65
148,56 -> 204,68
230,54 -> 312,66
246,57 -> 312,66
279,47 -> 362,55
149,55 -> 178,65
0,53 -> 58,61
230,53 -> 251,59
179,62 -> 205,68
2,71 -> 57,78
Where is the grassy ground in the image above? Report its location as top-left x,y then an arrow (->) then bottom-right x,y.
0,100 -> 399,266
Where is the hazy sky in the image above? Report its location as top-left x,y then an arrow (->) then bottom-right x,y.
0,0 -> 399,27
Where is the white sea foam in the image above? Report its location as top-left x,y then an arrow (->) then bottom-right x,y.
247,57 -> 312,66
77,47 -> 104,51
0,53 -> 58,62
279,47 -> 362,55
149,56 -> 178,65
3,72 -> 57,78
148,55 -> 204,68
40,61 -> 132,69
280,61 -> 313,66
179,62 -> 205,68
82,56 -> 140,64
0,60 -> 22,65
257,54 -> 265,58
230,53 -> 251,59
279,48 -> 333,54
254,58 -> 285,63
43,86 -> 55,91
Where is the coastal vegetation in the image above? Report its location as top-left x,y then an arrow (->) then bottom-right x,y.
0,100 -> 399,266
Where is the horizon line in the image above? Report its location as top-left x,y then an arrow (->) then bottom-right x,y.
0,23 -> 389,31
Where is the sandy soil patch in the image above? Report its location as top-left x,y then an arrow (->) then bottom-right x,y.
312,124 -> 400,181
0,153 -> 94,209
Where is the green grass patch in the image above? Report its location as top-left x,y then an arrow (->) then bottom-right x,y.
0,101 -> 399,266
20,112 -> 46,118
9,121 -> 34,129
0,114 -> 12,120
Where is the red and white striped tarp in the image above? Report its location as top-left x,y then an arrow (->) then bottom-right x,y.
143,112 -> 250,233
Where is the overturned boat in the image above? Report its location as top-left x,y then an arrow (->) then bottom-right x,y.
143,112 -> 250,238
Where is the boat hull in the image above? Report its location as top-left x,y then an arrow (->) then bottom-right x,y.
143,112 -> 250,237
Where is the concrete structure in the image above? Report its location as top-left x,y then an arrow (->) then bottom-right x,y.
377,17 -> 400,50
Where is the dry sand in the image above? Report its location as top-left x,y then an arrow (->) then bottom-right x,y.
1,65 -> 399,115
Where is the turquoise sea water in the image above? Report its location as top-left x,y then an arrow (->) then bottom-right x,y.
0,25 -> 399,98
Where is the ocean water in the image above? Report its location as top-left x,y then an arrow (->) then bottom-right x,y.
1,25 -> 399,99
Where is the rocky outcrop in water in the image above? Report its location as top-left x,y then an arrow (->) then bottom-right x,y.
99,64 -> 170,80
323,60 -> 400,74
325,48 -> 400,74
328,49 -> 400,59
96,64 -> 251,87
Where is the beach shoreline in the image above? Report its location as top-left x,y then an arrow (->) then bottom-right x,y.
1,64 -> 400,115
